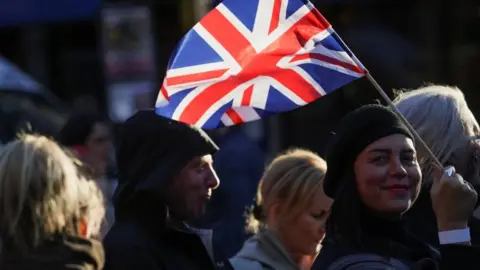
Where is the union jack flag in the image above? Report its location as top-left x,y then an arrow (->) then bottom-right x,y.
156,0 -> 366,129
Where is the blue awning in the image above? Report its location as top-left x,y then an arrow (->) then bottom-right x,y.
0,0 -> 102,27
212,0 -> 357,5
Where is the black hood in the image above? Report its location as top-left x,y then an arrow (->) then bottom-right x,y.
113,110 -> 219,220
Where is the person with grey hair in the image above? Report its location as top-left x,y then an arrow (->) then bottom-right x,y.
0,135 -> 105,270
394,85 -> 480,247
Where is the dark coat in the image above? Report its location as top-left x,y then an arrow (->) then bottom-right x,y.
195,129 -> 265,258
314,212 -> 480,270
314,238 -> 480,270
103,110 -> 233,270
314,204 -> 480,270
0,236 -> 104,270
313,215 -> 441,270
103,205 -> 233,270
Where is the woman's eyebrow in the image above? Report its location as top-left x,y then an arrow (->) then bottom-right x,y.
367,148 -> 415,154
367,148 -> 391,153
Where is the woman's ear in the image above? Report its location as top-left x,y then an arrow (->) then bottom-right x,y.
266,202 -> 282,228
79,219 -> 88,238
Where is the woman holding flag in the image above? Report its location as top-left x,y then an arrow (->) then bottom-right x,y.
313,104 -> 479,270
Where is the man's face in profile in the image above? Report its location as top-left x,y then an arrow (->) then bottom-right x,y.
166,154 -> 220,220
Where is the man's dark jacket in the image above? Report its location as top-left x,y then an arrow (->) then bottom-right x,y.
103,110 -> 233,270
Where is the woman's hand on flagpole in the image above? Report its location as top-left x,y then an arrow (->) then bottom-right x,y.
431,166 -> 477,233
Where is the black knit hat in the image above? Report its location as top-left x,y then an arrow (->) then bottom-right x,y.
323,104 -> 414,198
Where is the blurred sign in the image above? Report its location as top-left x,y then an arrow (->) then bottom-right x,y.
107,81 -> 154,122
0,0 -> 101,27
101,5 -> 157,122
101,6 -> 156,80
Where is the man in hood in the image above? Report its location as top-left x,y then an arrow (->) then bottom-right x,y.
103,110 -> 232,270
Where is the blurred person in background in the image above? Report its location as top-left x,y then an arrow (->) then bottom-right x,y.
73,94 -> 101,115
0,134 -> 105,270
230,149 -> 332,270
194,124 -> 265,258
395,85 -> 480,246
103,110 -> 233,270
134,91 -> 153,111
56,113 -> 115,237
57,113 -> 113,178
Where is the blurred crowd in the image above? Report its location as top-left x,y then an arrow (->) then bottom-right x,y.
0,85 -> 479,270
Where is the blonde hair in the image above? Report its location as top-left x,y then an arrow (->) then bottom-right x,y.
246,148 -> 327,233
394,85 -> 480,184
0,134 -> 105,254
77,178 -> 105,238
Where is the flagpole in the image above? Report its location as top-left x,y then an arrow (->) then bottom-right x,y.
331,32 -> 444,170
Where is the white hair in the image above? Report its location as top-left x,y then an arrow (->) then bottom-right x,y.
394,85 -> 480,185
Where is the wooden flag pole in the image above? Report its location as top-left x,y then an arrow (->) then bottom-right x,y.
364,73 -> 443,170
330,32 -> 444,170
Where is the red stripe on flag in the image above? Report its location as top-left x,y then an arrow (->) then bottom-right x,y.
271,68 -> 322,102
166,69 -> 229,86
176,8 -> 351,127
160,84 -> 169,100
225,109 -> 244,125
179,79 -> 238,125
291,53 -> 364,74
201,8 -> 255,67
264,10 -> 327,53
241,85 -> 254,106
269,0 -> 282,34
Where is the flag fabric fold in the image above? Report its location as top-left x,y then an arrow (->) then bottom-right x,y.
156,0 -> 366,129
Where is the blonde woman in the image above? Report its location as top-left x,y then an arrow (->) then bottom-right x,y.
0,135 -> 105,270
230,149 -> 332,270
394,85 -> 480,246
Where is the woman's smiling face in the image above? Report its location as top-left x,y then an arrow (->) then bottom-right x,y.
354,134 -> 422,215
